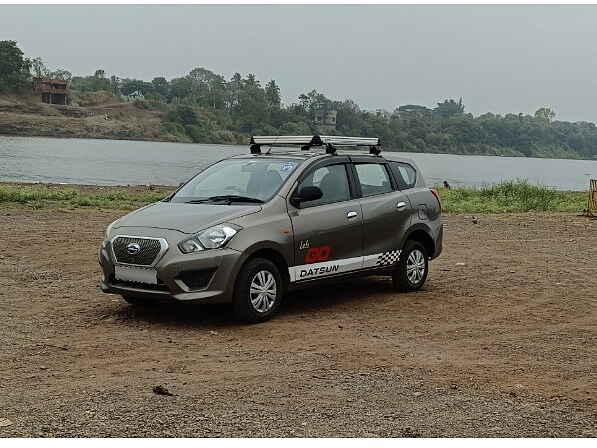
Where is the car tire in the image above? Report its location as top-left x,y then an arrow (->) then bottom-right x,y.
233,257 -> 283,323
392,240 -> 429,292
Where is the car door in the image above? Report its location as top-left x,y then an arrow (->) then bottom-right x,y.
350,157 -> 414,269
389,161 -> 440,222
287,158 -> 363,282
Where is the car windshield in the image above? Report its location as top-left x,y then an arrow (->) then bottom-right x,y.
171,158 -> 301,204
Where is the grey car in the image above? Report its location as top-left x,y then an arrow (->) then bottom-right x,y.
99,135 -> 443,322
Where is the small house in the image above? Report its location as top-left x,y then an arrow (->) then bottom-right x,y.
123,90 -> 145,102
33,78 -> 70,105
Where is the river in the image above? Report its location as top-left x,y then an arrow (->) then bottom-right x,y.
1,135 -> 596,190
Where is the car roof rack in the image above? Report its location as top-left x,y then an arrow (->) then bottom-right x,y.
249,135 -> 381,156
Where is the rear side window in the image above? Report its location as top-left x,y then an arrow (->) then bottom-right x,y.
298,164 -> 351,207
354,163 -> 392,197
390,162 -> 417,189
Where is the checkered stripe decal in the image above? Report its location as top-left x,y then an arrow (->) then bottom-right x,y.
376,250 -> 401,266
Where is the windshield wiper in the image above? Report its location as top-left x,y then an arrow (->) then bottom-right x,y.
185,195 -> 264,204
207,195 -> 264,204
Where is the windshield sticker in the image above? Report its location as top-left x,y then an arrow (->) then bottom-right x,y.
281,162 -> 296,172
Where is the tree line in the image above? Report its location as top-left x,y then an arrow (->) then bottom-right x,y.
1,40 -> 596,159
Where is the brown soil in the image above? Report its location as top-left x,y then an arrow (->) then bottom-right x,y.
0,93 -> 184,143
0,208 -> 596,437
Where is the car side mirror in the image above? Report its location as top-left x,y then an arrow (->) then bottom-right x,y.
291,186 -> 323,207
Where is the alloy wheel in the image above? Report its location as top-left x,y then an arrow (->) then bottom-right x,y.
406,249 -> 426,285
249,270 -> 277,313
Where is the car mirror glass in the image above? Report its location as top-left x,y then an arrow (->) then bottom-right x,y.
296,186 -> 323,204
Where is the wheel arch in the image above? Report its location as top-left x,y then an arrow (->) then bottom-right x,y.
401,224 -> 436,259
232,242 -> 291,290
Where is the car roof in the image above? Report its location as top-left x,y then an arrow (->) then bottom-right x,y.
229,150 -> 418,166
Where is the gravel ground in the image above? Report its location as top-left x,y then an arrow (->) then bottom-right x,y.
0,208 -> 596,437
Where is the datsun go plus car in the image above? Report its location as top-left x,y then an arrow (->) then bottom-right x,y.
99,136 -> 443,322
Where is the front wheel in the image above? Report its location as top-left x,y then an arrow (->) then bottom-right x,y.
233,258 -> 283,323
392,241 -> 429,292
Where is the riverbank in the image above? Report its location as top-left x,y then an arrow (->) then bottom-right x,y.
0,181 -> 589,213
0,93 -> 188,143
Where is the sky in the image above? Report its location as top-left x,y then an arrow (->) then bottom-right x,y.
2,4 -> 597,122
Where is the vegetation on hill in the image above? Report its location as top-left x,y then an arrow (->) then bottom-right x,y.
2,40 -> 597,159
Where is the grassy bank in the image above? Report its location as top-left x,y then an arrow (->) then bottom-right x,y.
439,181 -> 587,213
0,181 -> 589,213
0,184 -> 174,210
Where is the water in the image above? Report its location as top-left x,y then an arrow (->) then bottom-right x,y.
1,135 -> 596,191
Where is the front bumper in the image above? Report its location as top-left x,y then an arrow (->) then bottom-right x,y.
98,242 -> 243,304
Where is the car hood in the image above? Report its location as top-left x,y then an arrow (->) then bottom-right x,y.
112,201 -> 261,234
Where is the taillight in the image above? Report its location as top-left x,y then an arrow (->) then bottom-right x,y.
430,188 -> 442,211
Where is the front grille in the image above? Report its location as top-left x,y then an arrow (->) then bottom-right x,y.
112,236 -> 162,266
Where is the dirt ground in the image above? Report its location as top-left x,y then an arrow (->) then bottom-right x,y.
0,208 -> 596,437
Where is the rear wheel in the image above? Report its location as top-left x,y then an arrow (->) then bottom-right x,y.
392,241 -> 429,292
233,258 -> 283,323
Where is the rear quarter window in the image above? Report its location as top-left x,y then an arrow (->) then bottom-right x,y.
390,162 -> 417,189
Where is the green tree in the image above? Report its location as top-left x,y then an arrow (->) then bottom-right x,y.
49,68 -> 72,81
30,57 -> 49,79
151,77 -> 169,98
169,77 -> 193,102
265,80 -> 281,108
228,72 -> 242,110
534,107 -> 556,123
167,105 -> 197,126
0,40 -> 31,91
434,98 -> 465,118
120,78 -> 153,95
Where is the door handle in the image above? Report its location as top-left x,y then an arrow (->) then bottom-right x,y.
396,201 -> 408,210
346,211 -> 359,219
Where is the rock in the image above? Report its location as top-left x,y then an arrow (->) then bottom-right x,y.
413,392 -> 423,397
0,418 -> 13,427
152,385 -> 174,396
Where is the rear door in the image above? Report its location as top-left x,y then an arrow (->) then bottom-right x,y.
288,158 -> 363,282
389,161 -> 440,222
350,156 -> 414,269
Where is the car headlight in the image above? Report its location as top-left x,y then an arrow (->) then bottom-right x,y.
178,224 -> 240,253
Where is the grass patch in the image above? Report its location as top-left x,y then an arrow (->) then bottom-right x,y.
0,180 -> 588,213
440,180 -> 587,213
0,184 -> 174,210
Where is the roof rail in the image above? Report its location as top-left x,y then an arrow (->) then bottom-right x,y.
249,135 -> 381,155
